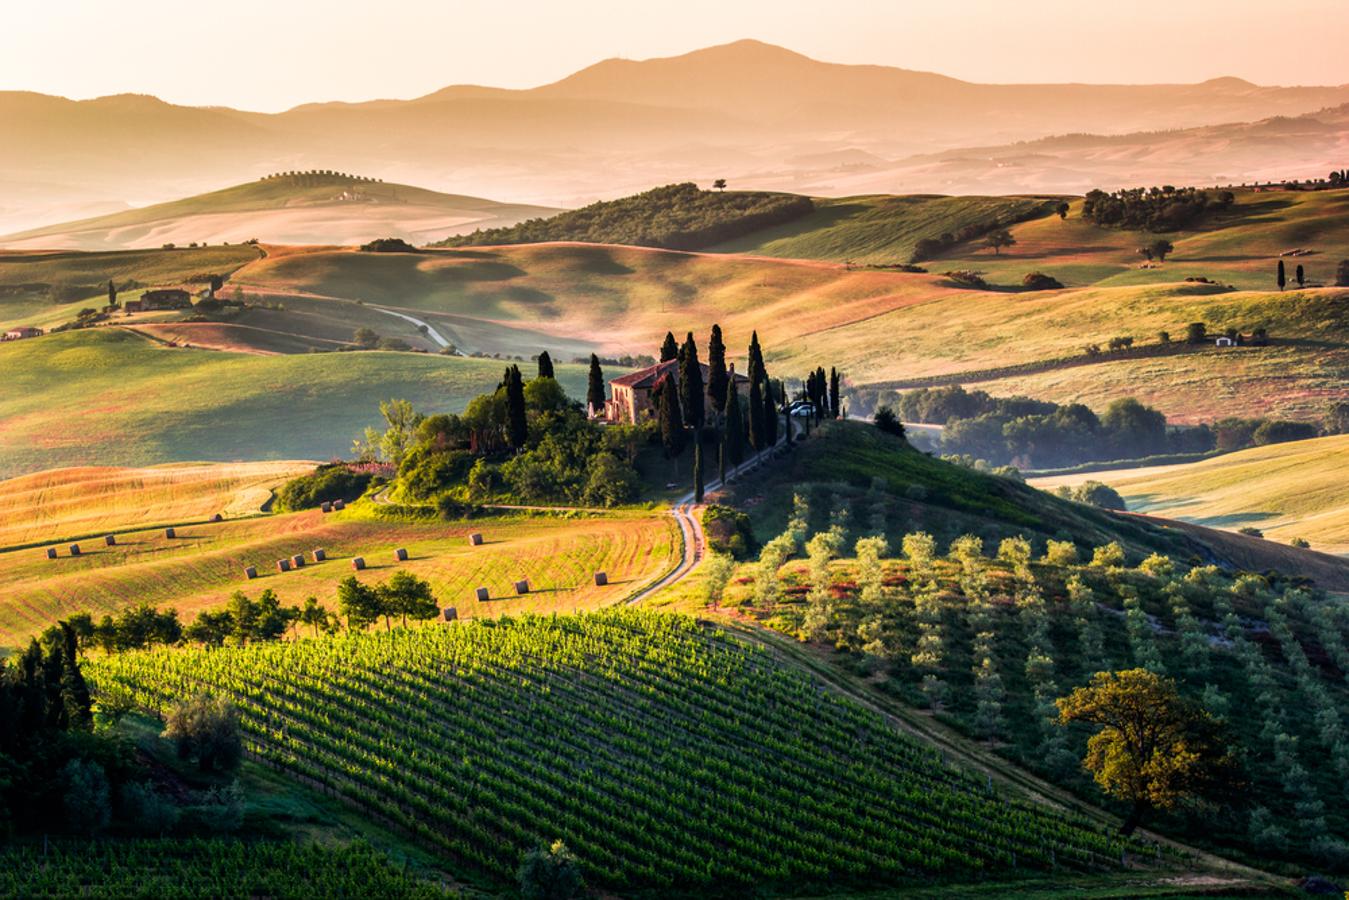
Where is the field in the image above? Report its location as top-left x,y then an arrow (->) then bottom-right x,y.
87,609 -> 1150,893
0,503 -> 677,649
0,461 -> 313,549
0,328 -> 596,477
1031,435 -> 1349,554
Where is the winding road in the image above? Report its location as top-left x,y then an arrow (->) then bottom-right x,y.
370,306 -> 460,353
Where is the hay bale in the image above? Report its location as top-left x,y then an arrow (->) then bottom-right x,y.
211,513 -> 223,522
394,547 -> 409,562
468,532 -> 484,546
69,544 -> 81,556
104,534 -> 116,547
165,527 -> 176,539
514,579 -> 530,594
475,587 -> 489,602
244,566 -> 258,580
44,547 -> 57,560
291,554 -> 305,568
312,548 -> 326,562
351,557 -> 366,571
594,571 -> 608,586
333,499 -> 345,511
320,501 -> 332,513
441,607 -> 458,622
277,559 -> 291,573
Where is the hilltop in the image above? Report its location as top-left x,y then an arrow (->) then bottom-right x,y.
0,172 -> 559,251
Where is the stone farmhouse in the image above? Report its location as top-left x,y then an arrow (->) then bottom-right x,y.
124,287 -> 193,313
3,326 -> 43,341
605,359 -> 750,424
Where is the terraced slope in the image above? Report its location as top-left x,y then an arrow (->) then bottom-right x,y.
89,610 -> 1145,893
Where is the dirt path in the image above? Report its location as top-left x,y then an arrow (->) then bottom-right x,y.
369,306 -> 460,353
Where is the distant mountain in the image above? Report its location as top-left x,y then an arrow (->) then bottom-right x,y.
0,174 -> 560,250
3,40 -> 1349,230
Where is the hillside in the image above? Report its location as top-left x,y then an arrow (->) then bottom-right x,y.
1031,435 -> 1349,555
0,328 -> 596,478
433,182 -> 813,251
0,173 -> 559,251
87,609 -> 1149,893
6,41 -> 1349,227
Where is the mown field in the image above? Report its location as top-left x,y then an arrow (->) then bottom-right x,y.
0,503 -> 677,649
88,610 -> 1152,893
0,461 -> 314,549
0,328 -> 594,477
1031,434 -> 1349,554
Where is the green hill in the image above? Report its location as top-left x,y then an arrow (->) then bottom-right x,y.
89,609 -> 1146,893
433,182 -> 814,251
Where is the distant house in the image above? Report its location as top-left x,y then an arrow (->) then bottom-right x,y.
125,288 -> 192,313
1215,336 -> 1236,347
605,359 -> 750,424
2,326 -> 42,341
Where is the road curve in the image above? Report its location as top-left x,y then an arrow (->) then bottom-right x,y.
370,306 -> 458,352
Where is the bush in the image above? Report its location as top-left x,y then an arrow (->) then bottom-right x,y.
1090,541 -> 1126,567
873,406 -> 906,439
518,840 -> 585,900
359,237 -> 419,253
1237,526 -> 1264,538
942,270 -> 988,289
1022,272 -> 1064,290
121,782 -> 180,836
163,695 -> 242,773
582,453 -> 640,507
62,759 -> 111,836
1289,537 -> 1311,549
1072,481 -> 1126,510
703,505 -> 755,559
1251,420 -> 1319,446
1043,539 -> 1079,566
276,464 -> 373,511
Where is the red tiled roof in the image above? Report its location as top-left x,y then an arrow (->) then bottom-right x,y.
610,359 -> 751,389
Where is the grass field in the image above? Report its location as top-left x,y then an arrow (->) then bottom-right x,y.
0,328 -> 595,477
1031,435 -> 1349,554
0,504 -> 677,649
0,461 -> 314,549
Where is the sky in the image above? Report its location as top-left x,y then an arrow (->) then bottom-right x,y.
4,0 -> 1347,112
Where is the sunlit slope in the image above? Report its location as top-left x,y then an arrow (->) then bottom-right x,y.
0,461 -> 315,549
0,178 -> 560,251
0,328 -> 594,478
1031,435 -> 1349,554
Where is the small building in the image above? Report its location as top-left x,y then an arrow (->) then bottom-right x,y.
604,360 -> 750,425
1215,336 -> 1236,348
125,288 -> 192,313
3,326 -> 42,341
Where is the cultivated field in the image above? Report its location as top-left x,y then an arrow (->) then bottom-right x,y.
0,460 -> 314,549
0,505 -> 678,648
1031,434 -> 1349,554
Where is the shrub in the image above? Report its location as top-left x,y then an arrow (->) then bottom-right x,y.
702,505 -> 755,559
359,237 -> 419,253
942,270 -> 988,289
62,759 -> 111,836
1072,481 -> 1126,510
873,406 -> 906,439
1251,420 -> 1319,446
1290,537 -> 1311,549
1043,540 -> 1079,566
121,782 -> 180,836
1022,272 -> 1063,290
518,840 -> 585,900
1090,542 -> 1126,568
582,453 -> 639,508
1237,526 -> 1265,538
163,695 -> 243,773
276,464 -> 373,511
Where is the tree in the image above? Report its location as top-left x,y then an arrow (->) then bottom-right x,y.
1336,259 -> 1349,287
724,380 -> 745,466
1185,322 -> 1207,344
660,331 -> 679,362
655,374 -> 686,460
518,840 -> 585,900
1056,201 -> 1070,220
1102,397 -> 1167,459
1295,264 -> 1305,288
106,280 -> 117,308
353,327 -> 380,349
300,597 -> 327,637
828,367 -> 841,419
505,365 -> 528,450
761,376 -> 778,447
337,576 -> 381,631
536,351 -> 555,380
61,759 -> 111,836
706,324 -> 728,415
379,570 -> 438,628
586,354 -> 605,416
712,179 -> 727,192
1056,669 -> 1236,835
163,694 -> 243,773
747,368 -> 765,452
184,610 -> 233,646
1277,259 -> 1286,291
985,229 -> 1016,255
874,406 -> 906,439
678,332 -> 704,428
1149,239 -> 1174,262
693,439 -> 705,503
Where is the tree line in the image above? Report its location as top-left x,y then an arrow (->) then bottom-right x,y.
1082,186 -> 1234,232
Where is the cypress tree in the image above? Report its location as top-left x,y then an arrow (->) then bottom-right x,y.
1277,260 -> 1286,291
660,331 -> 679,362
725,380 -> 746,465
679,332 -> 704,428
693,439 -> 704,503
656,375 -> 686,459
59,622 -> 92,731
107,280 -> 117,307
747,331 -> 765,384
505,365 -> 528,450
762,378 -> 778,446
586,354 -> 605,416
707,324 -> 728,414
829,367 -> 841,419
747,372 -> 764,451
1296,264 -> 1305,288
718,434 -> 727,484
815,367 -> 827,423
536,351 -> 555,380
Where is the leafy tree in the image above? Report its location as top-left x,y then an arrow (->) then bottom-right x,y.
660,331 -> 679,362
517,840 -> 585,900
354,399 -> 424,466
352,327 -> 380,349
338,576 -> 381,631
655,374 -> 686,460
1185,322 -> 1208,344
1073,481 -> 1126,510
536,351 -> 555,380
163,694 -> 243,773
706,324 -> 728,414
378,571 -> 438,628
586,354 -> 605,416
1148,239 -> 1174,262
300,597 -> 328,637
582,453 -> 639,506
712,178 -> 727,191
505,365 -> 528,451
183,610 -> 233,646
1101,397 -> 1167,458
1056,669 -> 1237,835
984,229 -> 1016,255
1277,260 -> 1286,291
678,332 -> 705,427
1056,201 -> 1070,220
61,759 -> 111,836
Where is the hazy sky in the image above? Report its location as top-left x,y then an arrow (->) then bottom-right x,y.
5,0 -> 1347,112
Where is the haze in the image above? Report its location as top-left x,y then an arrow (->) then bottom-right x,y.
5,0 -> 1349,112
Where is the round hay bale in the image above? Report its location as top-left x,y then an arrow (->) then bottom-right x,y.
44,547 -> 57,560
291,554 -> 305,568
277,559 -> 291,573
165,527 -> 176,539
351,557 -> 366,571
69,544 -> 81,556
514,579 -> 530,594
594,571 -> 608,586
104,534 -> 116,546
244,566 -> 258,579
313,549 -> 326,562
441,607 -> 458,622
468,533 -> 484,546
475,587 -> 489,602
394,548 -> 409,562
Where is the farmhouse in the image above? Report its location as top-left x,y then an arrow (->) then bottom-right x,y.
605,359 -> 750,425
125,287 -> 192,313
2,326 -> 42,341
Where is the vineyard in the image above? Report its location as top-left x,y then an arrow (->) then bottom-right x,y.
719,488 -> 1349,872
0,839 -> 447,898
87,610 -> 1148,893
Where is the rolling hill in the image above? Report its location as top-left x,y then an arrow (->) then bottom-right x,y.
0,174 -> 560,251
1031,434 -> 1349,555
5,40 -> 1349,228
